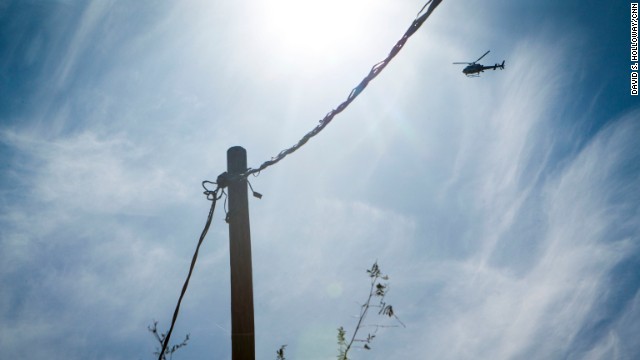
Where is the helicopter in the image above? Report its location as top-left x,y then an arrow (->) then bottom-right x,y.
453,50 -> 505,77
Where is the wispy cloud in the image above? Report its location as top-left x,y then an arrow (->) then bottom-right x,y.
2,130 -> 190,214
380,38 -> 640,359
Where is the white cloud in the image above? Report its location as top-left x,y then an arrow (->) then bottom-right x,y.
1,130 -> 190,215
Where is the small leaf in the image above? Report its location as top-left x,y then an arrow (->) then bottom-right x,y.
276,344 -> 287,360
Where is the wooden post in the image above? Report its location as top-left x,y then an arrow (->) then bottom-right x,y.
227,146 -> 255,360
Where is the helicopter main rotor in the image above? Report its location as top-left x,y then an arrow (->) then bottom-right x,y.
453,50 -> 490,65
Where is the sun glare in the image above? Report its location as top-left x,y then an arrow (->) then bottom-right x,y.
257,0 -> 371,68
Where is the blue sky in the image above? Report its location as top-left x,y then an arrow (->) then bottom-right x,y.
1,0 -> 639,359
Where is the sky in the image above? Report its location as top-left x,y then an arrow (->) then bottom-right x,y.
1,0 -> 639,359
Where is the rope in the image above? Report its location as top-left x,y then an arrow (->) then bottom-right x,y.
157,182 -> 222,360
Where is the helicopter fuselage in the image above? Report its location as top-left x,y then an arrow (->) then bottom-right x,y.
462,61 -> 505,76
